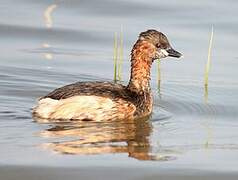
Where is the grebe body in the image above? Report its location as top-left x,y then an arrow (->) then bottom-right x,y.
33,30 -> 182,121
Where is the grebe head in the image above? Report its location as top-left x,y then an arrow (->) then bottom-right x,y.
128,29 -> 182,93
139,29 -> 182,60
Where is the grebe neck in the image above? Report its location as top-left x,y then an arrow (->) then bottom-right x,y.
127,40 -> 156,94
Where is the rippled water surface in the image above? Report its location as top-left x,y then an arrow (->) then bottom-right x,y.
0,0 -> 238,174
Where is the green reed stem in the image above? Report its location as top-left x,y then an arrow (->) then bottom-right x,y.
204,26 -> 214,87
157,59 -> 161,93
113,32 -> 118,82
118,27 -> 123,81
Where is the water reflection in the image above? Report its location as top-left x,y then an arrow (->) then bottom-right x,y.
38,119 -> 174,161
42,3 -> 58,60
42,43 -> 53,60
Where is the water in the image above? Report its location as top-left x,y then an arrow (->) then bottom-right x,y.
0,0 -> 238,175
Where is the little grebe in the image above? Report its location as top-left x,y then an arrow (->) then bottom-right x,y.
33,29 -> 182,121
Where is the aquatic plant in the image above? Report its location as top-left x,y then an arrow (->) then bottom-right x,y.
204,26 -> 214,87
44,4 -> 57,28
118,27 -> 124,81
204,26 -> 214,102
113,28 -> 124,82
157,59 -> 161,94
113,32 -> 118,82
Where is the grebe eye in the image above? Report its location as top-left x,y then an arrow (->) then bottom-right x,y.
156,43 -> 161,48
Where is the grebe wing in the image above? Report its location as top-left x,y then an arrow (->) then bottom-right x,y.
41,81 -> 128,100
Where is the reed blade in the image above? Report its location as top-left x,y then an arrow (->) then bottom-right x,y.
113,32 -> 118,82
204,26 -> 214,103
204,26 -> 214,87
157,59 -> 161,95
118,26 -> 123,81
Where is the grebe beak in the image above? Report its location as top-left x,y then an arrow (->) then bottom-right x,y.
167,48 -> 182,58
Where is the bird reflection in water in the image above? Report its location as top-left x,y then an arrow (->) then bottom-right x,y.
37,118 -> 176,161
